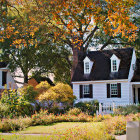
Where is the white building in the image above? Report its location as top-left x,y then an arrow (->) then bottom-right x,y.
72,48 -> 140,104
0,62 -> 18,93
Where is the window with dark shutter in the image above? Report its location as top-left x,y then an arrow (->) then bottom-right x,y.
107,84 -> 110,98
117,83 -> 121,98
80,85 -> 93,98
110,84 -> 118,97
89,84 -> 93,98
80,85 -> 83,98
108,83 -> 121,98
2,71 -> 7,86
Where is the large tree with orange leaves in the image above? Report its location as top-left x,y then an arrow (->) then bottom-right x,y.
0,0 -> 139,78
0,1 -> 72,84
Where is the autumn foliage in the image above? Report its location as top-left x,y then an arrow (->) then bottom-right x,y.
36,81 -> 75,108
0,0 -> 138,50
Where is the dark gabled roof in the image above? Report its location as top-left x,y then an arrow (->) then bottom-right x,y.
0,62 -> 8,68
131,59 -> 140,82
29,76 -> 55,86
36,77 -> 55,86
72,48 -> 133,82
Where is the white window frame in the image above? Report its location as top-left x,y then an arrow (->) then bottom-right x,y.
112,60 -> 117,72
85,62 -> 90,73
84,57 -> 93,74
110,84 -> 118,97
110,54 -> 120,72
83,85 -> 90,95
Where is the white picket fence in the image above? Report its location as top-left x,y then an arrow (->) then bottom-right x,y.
96,102 -> 139,115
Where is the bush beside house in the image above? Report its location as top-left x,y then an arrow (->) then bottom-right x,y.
37,82 -> 76,113
114,104 -> 140,115
0,88 -> 34,118
74,100 -> 99,115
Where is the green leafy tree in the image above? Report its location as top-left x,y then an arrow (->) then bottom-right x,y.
1,0 -> 138,81
26,0 -> 138,77
0,1 -> 72,84
18,85 -> 38,103
0,88 -> 34,118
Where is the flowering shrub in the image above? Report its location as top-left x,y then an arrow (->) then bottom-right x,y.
93,114 -> 112,122
105,116 -> 127,135
104,114 -> 140,135
63,123 -> 115,140
125,113 -> 140,121
31,111 -> 93,126
0,109 -> 139,134
96,113 -> 140,135
67,108 -> 82,116
0,117 -> 32,132
0,103 -> 9,118
114,105 -> 140,115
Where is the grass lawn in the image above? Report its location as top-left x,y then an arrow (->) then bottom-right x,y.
0,122 -> 115,140
19,122 -> 102,135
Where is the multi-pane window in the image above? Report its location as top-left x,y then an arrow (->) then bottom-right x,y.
83,85 -> 90,95
85,62 -> 90,73
112,60 -> 117,71
110,84 -> 118,97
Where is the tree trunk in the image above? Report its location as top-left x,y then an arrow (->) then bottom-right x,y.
24,73 -> 28,83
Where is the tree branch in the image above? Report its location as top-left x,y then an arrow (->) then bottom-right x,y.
12,75 -> 24,78
14,80 -> 24,84
9,51 -> 25,74
100,37 -> 130,50
109,42 -> 131,45
7,2 -> 23,21
83,25 -> 98,46
63,56 -> 72,68
100,37 -> 113,50
64,38 -> 73,48
83,26 -> 98,51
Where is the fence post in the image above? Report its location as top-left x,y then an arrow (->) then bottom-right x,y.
96,110 -> 99,116
99,103 -> 102,115
113,102 -> 115,113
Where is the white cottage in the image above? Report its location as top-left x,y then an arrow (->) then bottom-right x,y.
0,62 -> 18,93
72,48 -> 140,104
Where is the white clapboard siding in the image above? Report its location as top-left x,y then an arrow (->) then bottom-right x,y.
0,70 -> 18,89
73,81 -> 131,104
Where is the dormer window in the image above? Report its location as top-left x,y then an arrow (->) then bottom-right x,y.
85,62 -> 90,73
83,56 -> 93,74
110,54 -> 120,72
112,60 -> 117,71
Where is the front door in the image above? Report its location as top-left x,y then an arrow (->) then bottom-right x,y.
133,88 -> 136,103
138,88 -> 140,103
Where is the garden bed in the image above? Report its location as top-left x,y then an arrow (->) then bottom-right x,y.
0,122 -> 114,140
